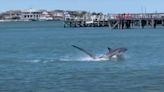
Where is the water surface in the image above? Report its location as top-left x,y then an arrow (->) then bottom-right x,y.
0,21 -> 164,92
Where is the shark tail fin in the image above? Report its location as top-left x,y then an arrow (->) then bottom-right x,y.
72,45 -> 96,59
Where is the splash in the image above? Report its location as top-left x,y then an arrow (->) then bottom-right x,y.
59,53 -> 128,62
59,55 -> 109,62
24,58 -> 56,63
23,53 -> 128,63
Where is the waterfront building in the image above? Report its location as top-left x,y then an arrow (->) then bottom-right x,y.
39,11 -> 53,21
21,9 -> 42,21
64,11 -> 71,20
1,10 -> 21,20
50,10 -> 65,20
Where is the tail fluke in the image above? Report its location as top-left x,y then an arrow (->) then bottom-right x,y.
72,45 -> 96,59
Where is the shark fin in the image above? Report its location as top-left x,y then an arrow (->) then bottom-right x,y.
72,45 -> 96,59
108,47 -> 111,52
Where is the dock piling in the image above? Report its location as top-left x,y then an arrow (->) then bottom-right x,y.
64,13 -> 164,29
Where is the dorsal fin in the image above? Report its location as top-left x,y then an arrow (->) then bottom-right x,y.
105,47 -> 112,55
108,47 -> 111,52
72,45 -> 96,59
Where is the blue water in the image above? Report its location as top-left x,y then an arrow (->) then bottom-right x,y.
0,21 -> 164,92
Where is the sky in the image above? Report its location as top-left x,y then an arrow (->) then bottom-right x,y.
0,0 -> 163,13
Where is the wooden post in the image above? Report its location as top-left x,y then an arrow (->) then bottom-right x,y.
139,19 -> 142,28
151,19 -> 156,28
146,20 -> 149,26
162,20 -> 164,26
130,20 -> 133,28
108,20 -> 111,29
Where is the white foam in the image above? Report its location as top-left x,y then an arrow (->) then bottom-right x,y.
25,58 -> 55,63
26,59 -> 41,63
24,53 -> 128,63
59,55 -> 109,62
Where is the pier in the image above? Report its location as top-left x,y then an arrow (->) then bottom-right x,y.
64,13 -> 164,29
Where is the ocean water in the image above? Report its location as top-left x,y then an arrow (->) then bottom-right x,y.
0,21 -> 164,92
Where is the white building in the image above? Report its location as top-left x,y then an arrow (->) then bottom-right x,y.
21,9 -> 42,21
64,11 -> 71,20
50,10 -> 65,20
39,11 -> 53,21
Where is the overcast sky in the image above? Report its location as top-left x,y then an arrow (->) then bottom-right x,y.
0,0 -> 163,13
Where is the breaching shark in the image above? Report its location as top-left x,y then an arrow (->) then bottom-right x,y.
72,45 -> 127,60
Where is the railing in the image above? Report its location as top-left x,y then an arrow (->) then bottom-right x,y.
65,13 -> 164,21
